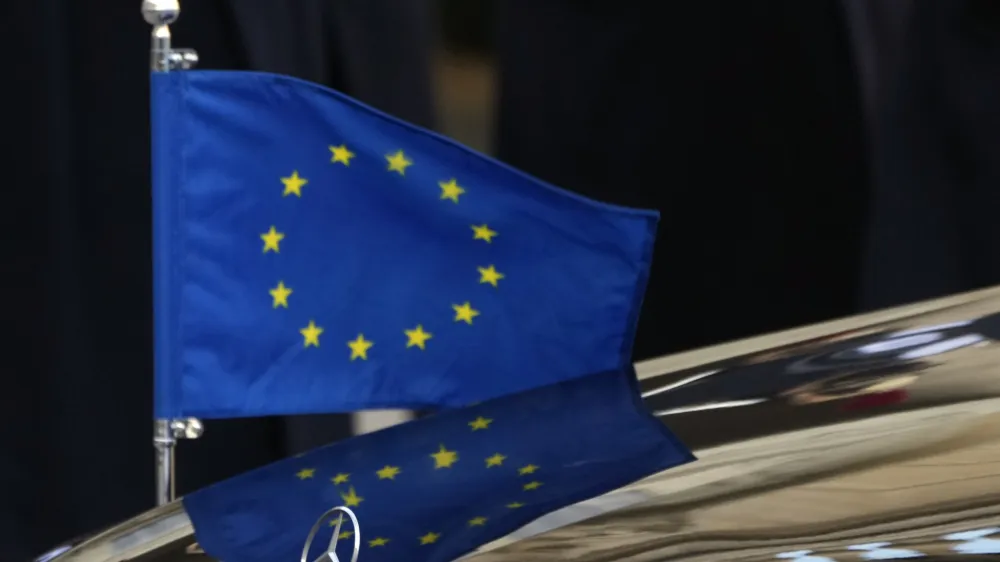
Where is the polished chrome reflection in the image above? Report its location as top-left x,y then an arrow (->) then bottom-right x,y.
39,287 -> 1000,561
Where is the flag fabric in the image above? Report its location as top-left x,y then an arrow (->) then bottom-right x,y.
151,70 -> 658,419
183,368 -> 695,562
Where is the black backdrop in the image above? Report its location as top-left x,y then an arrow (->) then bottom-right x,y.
2,1 -> 434,559
494,0 -> 873,360
862,1 -> 1000,310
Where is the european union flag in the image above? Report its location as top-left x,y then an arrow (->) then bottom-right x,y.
151,71 -> 657,419
183,368 -> 695,562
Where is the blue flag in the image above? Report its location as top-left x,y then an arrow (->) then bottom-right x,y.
183,368 -> 695,562
151,71 -> 657,419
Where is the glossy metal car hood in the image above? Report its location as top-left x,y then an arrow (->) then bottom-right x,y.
40,287 -> 1000,561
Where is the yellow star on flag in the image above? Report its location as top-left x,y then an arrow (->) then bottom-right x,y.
438,178 -> 465,203
385,150 -> 412,175
269,281 -> 292,308
260,226 -> 284,253
369,538 -> 389,547
296,468 -> 316,480
485,453 -> 506,467
329,144 -> 354,166
507,502 -> 524,509
471,224 -> 497,243
523,481 -> 543,491
280,170 -> 308,197
404,325 -> 432,350
478,265 -> 504,287
376,465 -> 401,480
453,302 -> 480,324
348,334 -> 373,360
300,321 -> 323,347
468,416 -> 492,430
340,486 -> 363,507
431,444 -> 458,469
419,532 -> 440,545
331,473 -> 350,485
468,517 -> 488,527
518,464 -> 539,475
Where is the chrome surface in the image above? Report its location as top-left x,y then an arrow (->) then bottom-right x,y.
40,287 -> 1000,561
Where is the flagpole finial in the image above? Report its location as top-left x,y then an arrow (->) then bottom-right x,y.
141,0 -> 180,26
143,0 -> 197,72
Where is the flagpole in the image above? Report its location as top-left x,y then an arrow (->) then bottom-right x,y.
143,0 -> 202,507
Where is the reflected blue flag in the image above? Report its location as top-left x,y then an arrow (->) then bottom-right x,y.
151,71 -> 657,419
183,368 -> 695,562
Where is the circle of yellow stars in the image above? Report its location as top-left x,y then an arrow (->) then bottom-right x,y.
262,145 -> 506,360
295,414 -> 544,549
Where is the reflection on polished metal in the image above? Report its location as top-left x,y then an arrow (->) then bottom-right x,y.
300,507 -> 361,562
143,0 -> 201,508
38,286 -> 1000,560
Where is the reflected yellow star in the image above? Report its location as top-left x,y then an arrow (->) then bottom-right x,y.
386,150 -> 412,175
518,464 -> 539,475
477,265 -> 504,287
340,486 -> 363,507
300,321 -> 323,347
404,325 -> 432,350
369,538 -> 389,547
485,453 -> 506,468
419,532 -> 440,545
438,178 -> 465,203
296,468 -> 315,480
348,334 -> 373,360
468,517 -> 487,527
507,502 -> 524,509
523,481 -> 543,491
431,444 -> 458,469
326,520 -> 350,536
269,281 -> 292,308
329,144 -> 355,166
471,224 -> 497,243
261,226 -> 284,253
281,170 -> 308,197
468,416 -> 492,431
453,302 -> 480,325
376,465 -> 401,480
331,473 -> 350,485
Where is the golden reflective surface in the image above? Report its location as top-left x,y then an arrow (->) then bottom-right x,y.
39,288 -> 1000,561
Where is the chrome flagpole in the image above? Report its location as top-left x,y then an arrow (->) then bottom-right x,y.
143,0 -> 202,507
